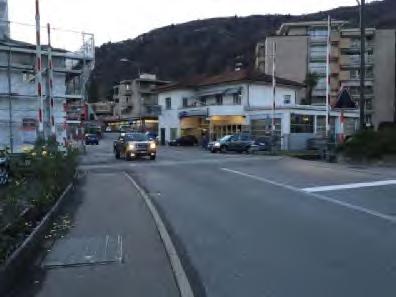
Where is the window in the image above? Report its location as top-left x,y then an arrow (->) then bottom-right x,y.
233,93 -> 242,105
200,97 -> 207,106
182,97 -> 188,108
165,97 -> 171,110
215,94 -> 223,105
291,114 -> 314,133
126,97 -> 129,103
126,84 -> 131,91
283,95 -> 291,105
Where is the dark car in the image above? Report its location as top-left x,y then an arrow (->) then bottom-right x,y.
0,147 -> 10,185
85,133 -> 99,145
210,134 -> 268,153
168,135 -> 198,146
114,133 -> 157,161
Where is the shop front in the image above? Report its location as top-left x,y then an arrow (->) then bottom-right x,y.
179,109 -> 209,142
209,115 -> 248,141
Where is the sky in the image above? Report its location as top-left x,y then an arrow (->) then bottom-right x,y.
7,0 -> 371,49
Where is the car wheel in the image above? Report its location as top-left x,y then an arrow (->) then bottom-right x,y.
150,155 -> 156,160
210,149 -> 216,153
220,146 -> 227,153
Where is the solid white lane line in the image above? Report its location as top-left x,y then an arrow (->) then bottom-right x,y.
302,180 -> 396,193
221,168 -> 396,224
124,172 -> 195,297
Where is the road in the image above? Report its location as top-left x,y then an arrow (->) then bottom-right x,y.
83,133 -> 396,297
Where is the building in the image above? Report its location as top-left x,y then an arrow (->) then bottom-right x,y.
258,20 -> 396,128
0,1 -> 95,152
91,101 -> 114,118
157,69 -> 359,150
112,74 -> 169,131
0,0 -> 9,40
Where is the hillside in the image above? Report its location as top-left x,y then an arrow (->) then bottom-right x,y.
89,0 -> 396,101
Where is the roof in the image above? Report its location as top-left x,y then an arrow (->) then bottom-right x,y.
155,69 -> 304,93
0,38 -> 68,53
278,20 -> 348,35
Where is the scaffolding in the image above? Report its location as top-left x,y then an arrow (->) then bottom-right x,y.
0,2 -> 95,152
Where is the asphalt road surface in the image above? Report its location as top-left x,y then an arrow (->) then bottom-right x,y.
82,133 -> 396,297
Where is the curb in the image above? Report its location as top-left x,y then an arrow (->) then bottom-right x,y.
0,175 -> 78,296
124,172 -> 195,297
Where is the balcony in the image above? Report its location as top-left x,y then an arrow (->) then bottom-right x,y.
309,36 -> 328,45
142,105 -> 162,117
340,55 -> 374,67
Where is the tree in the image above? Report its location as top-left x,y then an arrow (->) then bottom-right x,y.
304,72 -> 319,105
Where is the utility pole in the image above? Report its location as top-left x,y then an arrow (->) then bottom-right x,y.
7,47 -> 13,153
325,15 -> 332,138
358,0 -> 366,130
271,41 -> 276,144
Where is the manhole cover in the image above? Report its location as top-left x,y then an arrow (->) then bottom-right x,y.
42,235 -> 123,268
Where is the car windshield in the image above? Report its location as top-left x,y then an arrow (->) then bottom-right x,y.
220,136 -> 232,141
125,133 -> 149,141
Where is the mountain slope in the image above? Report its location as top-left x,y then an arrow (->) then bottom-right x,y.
90,0 -> 396,100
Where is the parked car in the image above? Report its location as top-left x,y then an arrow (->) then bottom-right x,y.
0,146 -> 10,185
85,133 -> 99,145
114,132 -> 157,160
210,134 -> 268,153
168,135 -> 198,146
105,126 -> 112,132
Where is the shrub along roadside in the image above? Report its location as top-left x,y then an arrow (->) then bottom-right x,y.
338,128 -> 396,161
0,141 -> 79,264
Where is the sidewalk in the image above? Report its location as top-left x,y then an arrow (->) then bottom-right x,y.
9,171 -> 179,297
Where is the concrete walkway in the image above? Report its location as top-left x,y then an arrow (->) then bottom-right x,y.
10,171 -> 179,297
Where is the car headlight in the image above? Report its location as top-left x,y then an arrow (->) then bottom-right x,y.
214,142 -> 221,148
150,142 -> 156,149
128,143 -> 135,150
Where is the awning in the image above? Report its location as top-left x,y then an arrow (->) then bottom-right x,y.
196,87 -> 242,97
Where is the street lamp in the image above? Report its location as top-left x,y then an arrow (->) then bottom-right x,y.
120,58 -> 141,76
356,0 -> 366,130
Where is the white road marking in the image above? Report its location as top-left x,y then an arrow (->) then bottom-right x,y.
221,168 -> 396,224
124,172 -> 195,297
302,180 -> 396,193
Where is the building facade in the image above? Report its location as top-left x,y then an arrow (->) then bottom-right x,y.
157,69 -> 358,150
0,30 -> 94,152
112,74 -> 169,131
0,0 -> 9,40
258,21 -> 396,127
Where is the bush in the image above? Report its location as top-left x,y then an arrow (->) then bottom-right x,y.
0,142 -> 79,264
339,129 -> 396,160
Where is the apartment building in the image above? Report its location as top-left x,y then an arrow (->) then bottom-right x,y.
258,20 -> 396,127
112,74 -> 169,131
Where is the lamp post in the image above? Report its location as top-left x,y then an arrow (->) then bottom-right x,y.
356,0 -> 366,130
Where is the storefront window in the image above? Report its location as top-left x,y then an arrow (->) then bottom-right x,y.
291,114 -> 314,133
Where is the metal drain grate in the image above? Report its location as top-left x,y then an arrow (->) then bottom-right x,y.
42,235 -> 123,268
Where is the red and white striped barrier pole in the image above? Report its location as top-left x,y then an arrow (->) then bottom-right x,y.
339,110 -> 345,144
35,0 -> 44,135
47,23 -> 56,136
